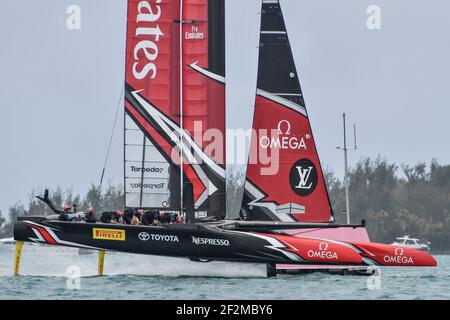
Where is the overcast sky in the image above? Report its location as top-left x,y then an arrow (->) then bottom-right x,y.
1,0 -> 449,215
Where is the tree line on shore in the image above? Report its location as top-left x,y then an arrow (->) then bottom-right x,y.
1,157 -> 449,251
326,157 -> 449,251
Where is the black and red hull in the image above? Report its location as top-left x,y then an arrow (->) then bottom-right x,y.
13,217 -> 437,268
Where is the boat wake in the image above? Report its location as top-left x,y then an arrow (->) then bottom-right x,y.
0,245 -> 267,278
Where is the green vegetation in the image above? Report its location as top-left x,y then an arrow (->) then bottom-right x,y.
327,157 -> 450,251
1,158 -> 449,251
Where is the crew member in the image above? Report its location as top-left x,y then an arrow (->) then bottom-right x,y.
152,210 -> 161,225
100,211 -> 114,224
113,210 -> 124,224
58,212 -> 71,221
84,207 -> 96,223
131,209 -> 143,225
176,215 -> 184,224
59,205 -> 74,221
122,209 -> 134,225
142,210 -> 158,226
160,212 -> 172,224
170,213 -> 179,224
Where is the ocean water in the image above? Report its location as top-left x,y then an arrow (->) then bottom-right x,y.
0,244 -> 448,300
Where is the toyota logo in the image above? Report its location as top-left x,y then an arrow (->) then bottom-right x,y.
394,247 -> 404,256
138,232 -> 150,241
319,242 -> 329,251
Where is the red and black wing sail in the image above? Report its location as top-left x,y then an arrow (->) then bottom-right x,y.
124,0 -> 225,218
240,0 -> 333,223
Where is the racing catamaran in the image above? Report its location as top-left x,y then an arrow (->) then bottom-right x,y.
13,0 -> 436,275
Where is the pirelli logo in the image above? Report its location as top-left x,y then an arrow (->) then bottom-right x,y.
93,228 -> 125,241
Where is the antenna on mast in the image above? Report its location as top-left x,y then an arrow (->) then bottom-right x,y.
336,113 -> 358,224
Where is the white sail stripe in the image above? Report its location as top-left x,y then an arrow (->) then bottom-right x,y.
262,0 -> 279,3
163,116 -> 225,179
261,31 -> 286,34
133,92 -> 182,147
132,91 -> 224,178
191,162 -> 218,207
189,62 -> 225,83
244,181 -> 295,222
256,89 -> 307,117
272,93 -> 302,96
189,63 -> 306,119
130,91 -> 225,207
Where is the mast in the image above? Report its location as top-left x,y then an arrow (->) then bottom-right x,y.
337,113 -> 357,224
179,0 -> 184,212
139,135 -> 147,207
343,114 -> 350,224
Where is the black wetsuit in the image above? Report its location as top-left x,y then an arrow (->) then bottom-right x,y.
84,214 -> 96,223
142,210 -> 158,225
161,213 -> 172,224
123,210 -> 134,225
100,212 -> 114,223
170,214 -> 178,223
58,212 -> 71,221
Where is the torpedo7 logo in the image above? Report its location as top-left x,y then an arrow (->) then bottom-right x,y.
289,159 -> 318,196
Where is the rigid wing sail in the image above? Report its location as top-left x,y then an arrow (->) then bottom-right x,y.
240,0 -> 332,223
124,0 -> 226,219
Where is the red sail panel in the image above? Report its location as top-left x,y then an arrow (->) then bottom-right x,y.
181,1 -> 225,161
181,0 -> 209,202
126,0 -> 179,116
180,0 -> 226,215
243,95 -> 332,223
